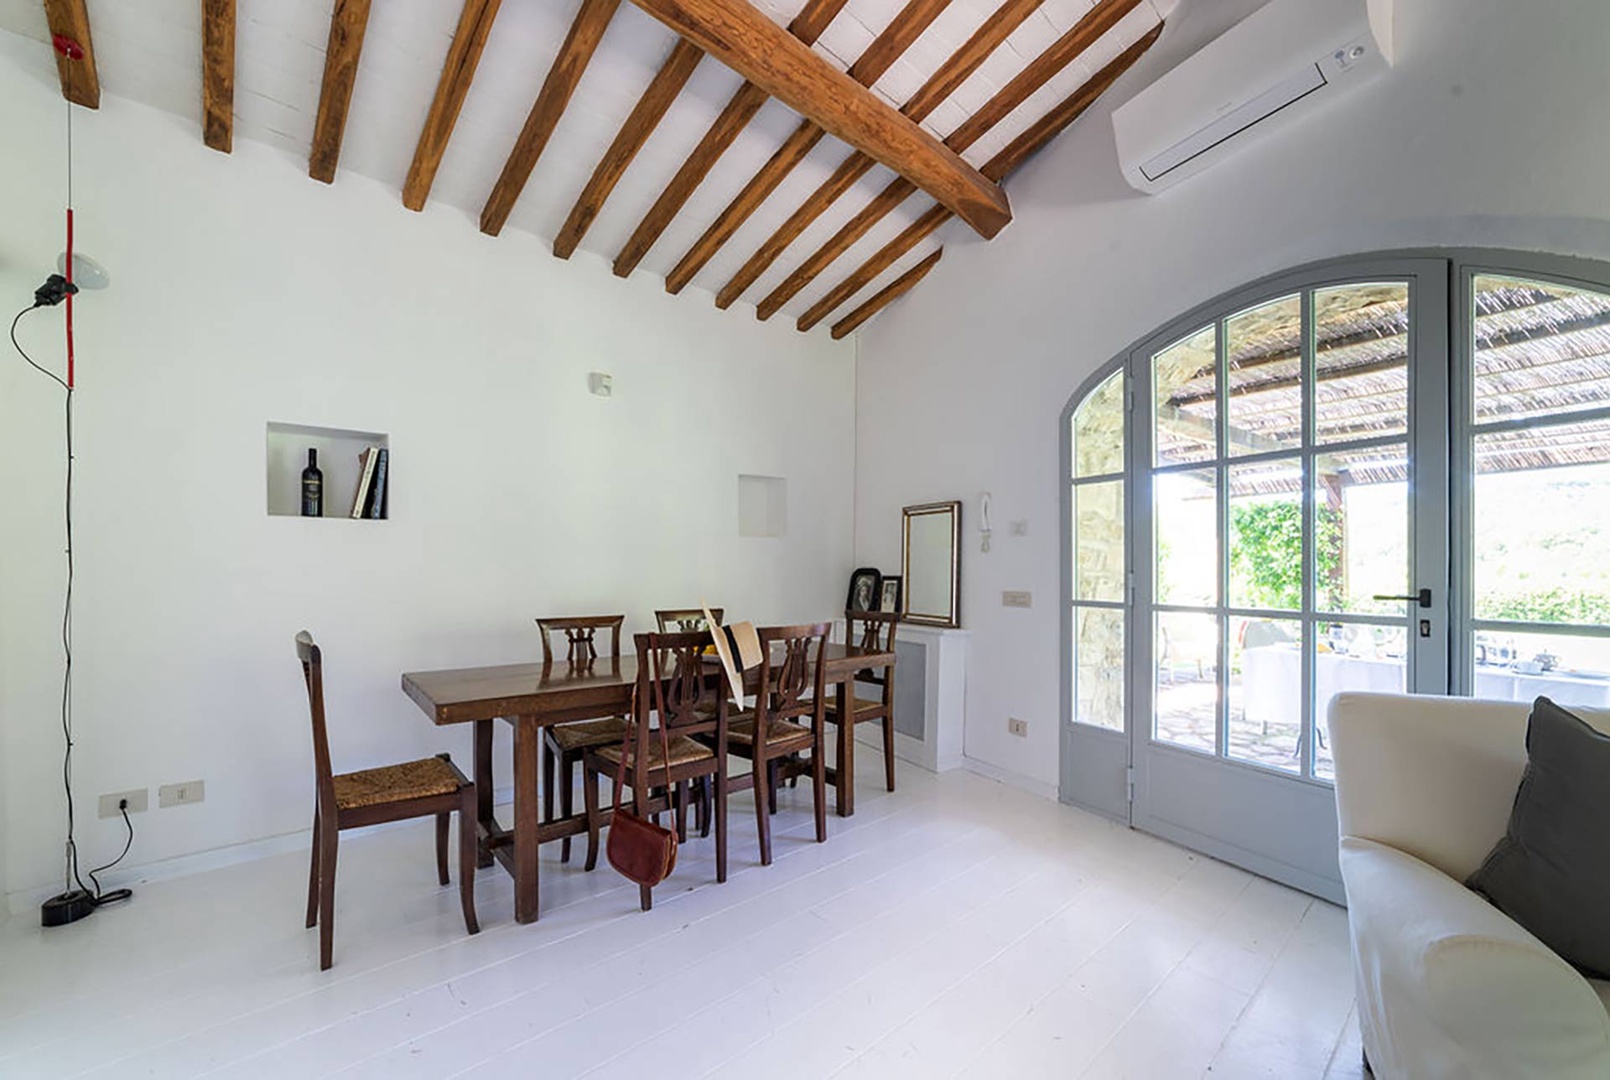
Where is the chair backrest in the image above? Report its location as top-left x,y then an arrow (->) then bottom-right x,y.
655,607 -> 724,633
622,630 -> 725,793
845,610 -> 899,689
752,623 -> 831,752
295,630 -> 337,814
536,615 -> 624,665
637,630 -> 724,736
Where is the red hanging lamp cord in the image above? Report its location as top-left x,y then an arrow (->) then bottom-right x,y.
65,206 -> 74,389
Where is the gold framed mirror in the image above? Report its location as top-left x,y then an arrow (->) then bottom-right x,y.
901,501 -> 961,628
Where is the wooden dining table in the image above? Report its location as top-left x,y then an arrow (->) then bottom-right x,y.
401,641 -> 895,924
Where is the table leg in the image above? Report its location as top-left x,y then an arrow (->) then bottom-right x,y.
513,717 -> 541,924
473,719 -> 494,868
835,679 -> 855,817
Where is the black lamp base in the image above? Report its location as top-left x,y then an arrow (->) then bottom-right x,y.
41,889 -> 96,927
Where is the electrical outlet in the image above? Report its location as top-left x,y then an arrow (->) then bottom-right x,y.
1008,717 -> 1029,738
159,780 -> 205,808
1002,590 -> 1032,608
98,788 -> 148,819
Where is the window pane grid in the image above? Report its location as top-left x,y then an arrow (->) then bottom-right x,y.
1068,366 -> 1128,734
1144,283 -> 1421,785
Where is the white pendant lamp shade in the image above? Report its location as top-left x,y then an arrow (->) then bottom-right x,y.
56,251 -> 110,290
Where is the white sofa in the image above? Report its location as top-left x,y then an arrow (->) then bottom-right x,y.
1329,692 -> 1610,1079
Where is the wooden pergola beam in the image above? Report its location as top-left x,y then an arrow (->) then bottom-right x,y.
713,0 -> 1050,310
757,0 -> 1147,320
42,0 -> 99,109
830,248 -> 942,339
309,0 -> 374,183
404,0 -> 504,211
201,0 -> 235,151
610,0 -> 851,278
663,0 -> 951,294
480,0 -> 621,236
554,38 -> 703,258
620,0 -> 1010,237
799,23 -> 1161,332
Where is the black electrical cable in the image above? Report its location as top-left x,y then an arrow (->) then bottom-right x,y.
86,804 -> 134,906
10,308 -> 69,391
10,303 -> 133,909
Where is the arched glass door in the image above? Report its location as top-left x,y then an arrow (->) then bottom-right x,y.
1457,267 -> 1610,707
1063,256 -> 1451,901
1129,260 -> 1449,901
1064,253 -> 1610,901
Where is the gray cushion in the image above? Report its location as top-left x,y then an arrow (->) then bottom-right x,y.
1467,696 -> 1610,979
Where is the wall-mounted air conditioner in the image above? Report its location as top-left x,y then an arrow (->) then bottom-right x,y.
1112,0 -> 1393,194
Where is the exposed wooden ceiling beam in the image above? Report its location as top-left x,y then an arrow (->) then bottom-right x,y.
480,0 -> 622,236
980,25 -> 1159,175
309,0 -> 374,183
42,0 -> 99,109
663,119 -> 825,293
757,0 -> 1148,320
756,177 -> 915,319
799,23 -> 1161,332
610,0 -> 852,278
713,0 -> 1051,310
830,248 -> 942,339
553,39 -> 703,258
200,0 -> 235,151
404,0 -> 503,211
619,0 -> 1010,238
797,203 -> 950,331
663,0 -> 952,294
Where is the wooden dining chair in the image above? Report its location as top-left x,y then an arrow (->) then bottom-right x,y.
296,631 -> 478,971
723,623 -> 831,865
654,607 -> 724,633
535,615 -> 628,863
653,607 -> 725,836
822,610 -> 901,793
581,629 -> 729,910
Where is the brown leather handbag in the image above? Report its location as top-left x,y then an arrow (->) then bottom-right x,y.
606,689 -> 678,887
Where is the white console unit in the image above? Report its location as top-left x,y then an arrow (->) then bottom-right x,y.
840,621 -> 968,773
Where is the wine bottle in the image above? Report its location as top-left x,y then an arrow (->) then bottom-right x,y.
301,449 -> 323,517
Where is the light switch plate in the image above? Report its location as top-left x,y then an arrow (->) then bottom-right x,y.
159,780 -> 206,808
1002,590 -> 1032,608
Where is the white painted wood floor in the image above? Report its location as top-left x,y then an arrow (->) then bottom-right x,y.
0,751 -> 1366,1079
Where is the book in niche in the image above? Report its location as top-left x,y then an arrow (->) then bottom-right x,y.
350,446 -> 377,518
368,448 -> 388,520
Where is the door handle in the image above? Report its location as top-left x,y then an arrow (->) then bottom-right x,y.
1372,588 -> 1432,608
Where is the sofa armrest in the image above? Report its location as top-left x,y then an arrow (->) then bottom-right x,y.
1341,837 -> 1610,1080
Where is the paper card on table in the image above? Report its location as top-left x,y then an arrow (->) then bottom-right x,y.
703,603 -> 761,707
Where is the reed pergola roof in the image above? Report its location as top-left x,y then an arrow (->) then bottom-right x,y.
1152,277 -> 1610,496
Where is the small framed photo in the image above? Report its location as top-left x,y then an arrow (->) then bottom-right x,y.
846,567 -> 883,612
878,575 -> 903,615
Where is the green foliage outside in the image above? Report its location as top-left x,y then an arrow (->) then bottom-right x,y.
1229,500 -> 1343,610
1480,588 -> 1610,625
1231,500 -> 1610,623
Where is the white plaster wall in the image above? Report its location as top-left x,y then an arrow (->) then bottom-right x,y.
0,31 -> 854,904
854,0 -> 1610,791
